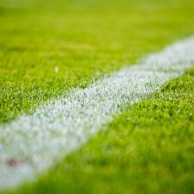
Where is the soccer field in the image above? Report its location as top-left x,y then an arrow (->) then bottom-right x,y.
0,0 -> 194,193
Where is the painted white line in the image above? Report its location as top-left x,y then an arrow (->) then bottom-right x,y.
0,37 -> 194,191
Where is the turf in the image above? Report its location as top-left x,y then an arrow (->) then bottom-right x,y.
6,69 -> 194,194
0,0 -> 194,193
0,0 -> 194,123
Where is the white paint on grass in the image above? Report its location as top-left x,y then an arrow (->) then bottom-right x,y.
0,37 -> 194,191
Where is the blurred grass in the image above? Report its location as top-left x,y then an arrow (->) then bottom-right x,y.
7,69 -> 194,194
0,0 -> 194,123
1,0 -> 194,193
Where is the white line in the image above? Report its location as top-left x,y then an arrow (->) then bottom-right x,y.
0,37 -> 194,191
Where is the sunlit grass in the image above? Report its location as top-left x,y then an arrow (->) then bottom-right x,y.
0,0 -> 194,193
1,0 -> 194,123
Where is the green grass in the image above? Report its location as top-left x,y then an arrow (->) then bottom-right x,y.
1,0 -> 194,123
7,69 -> 194,194
1,0 -> 194,193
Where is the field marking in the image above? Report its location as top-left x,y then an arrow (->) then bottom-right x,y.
0,37 -> 194,191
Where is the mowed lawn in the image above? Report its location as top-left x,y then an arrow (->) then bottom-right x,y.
0,0 -> 194,193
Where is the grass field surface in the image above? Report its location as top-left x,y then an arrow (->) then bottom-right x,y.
1,37 -> 193,191
0,0 -> 194,193
9,68 -> 193,194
